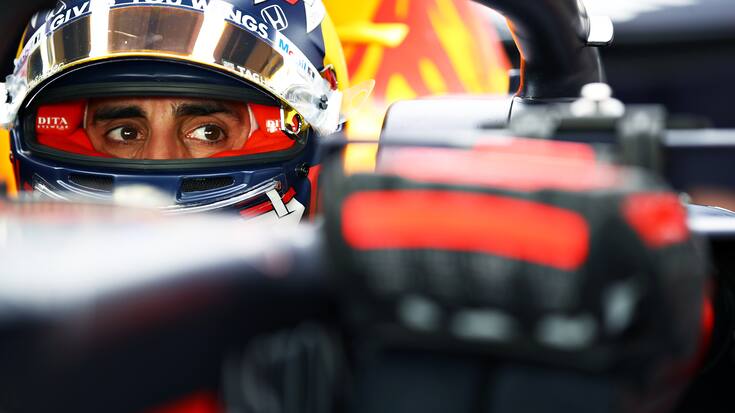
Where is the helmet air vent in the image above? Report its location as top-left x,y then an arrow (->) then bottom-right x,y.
68,173 -> 114,192
181,176 -> 235,193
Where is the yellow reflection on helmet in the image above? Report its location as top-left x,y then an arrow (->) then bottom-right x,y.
0,129 -> 17,196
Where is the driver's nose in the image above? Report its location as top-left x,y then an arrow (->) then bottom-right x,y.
139,130 -> 191,160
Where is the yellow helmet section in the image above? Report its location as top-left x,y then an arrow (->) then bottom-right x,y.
0,129 -> 17,196
1,24 -> 20,195
325,0 -> 510,173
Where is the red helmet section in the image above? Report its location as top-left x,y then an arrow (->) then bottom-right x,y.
34,102 -> 297,159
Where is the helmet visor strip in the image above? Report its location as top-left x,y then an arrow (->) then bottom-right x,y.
32,99 -> 302,160
10,2 -> 343,137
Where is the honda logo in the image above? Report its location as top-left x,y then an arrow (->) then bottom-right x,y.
261,5 -> 288,31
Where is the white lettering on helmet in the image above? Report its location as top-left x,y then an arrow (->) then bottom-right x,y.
47,1 -> 90,31
46,0 -> 274,40
277,37 -> 317,80
266,119 -> 280,133
222,60 -> 268,87
17,0 -> 279,74
37,116 -> 70,130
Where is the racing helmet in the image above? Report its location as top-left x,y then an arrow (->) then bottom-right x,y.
3,0 -> 359,221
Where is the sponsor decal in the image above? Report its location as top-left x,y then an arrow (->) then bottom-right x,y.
37,116 -> 71,131
277,36 -> 317,80
261,5 -> 288,31
265,119 -> 281,133
30,63 -> 63,88
32,0 -> 273,45
45,1 -> 91,32
222,60 -> 268,87
18,0 -> 90,66
115,0 -> 272,39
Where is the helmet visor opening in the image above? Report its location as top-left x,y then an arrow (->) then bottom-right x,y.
25,96 -> 306,164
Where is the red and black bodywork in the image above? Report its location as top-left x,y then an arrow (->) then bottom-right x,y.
0,134 -> 720,413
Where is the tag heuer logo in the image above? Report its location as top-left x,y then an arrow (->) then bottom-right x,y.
261,5 -> 289,31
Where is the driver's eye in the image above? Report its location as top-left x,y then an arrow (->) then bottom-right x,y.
106,126 -> 140,142
187,124 -> 225,142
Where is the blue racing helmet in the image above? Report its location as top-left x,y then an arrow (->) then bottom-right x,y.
3,0 -> 357,222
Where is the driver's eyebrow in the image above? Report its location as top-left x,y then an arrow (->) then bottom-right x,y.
92,105 -> 147,123
173,102 -> 240,119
